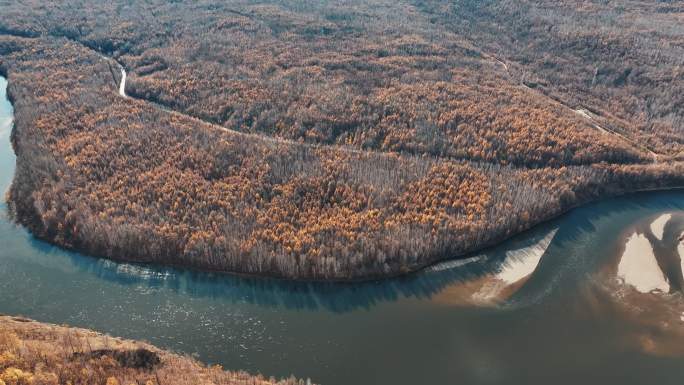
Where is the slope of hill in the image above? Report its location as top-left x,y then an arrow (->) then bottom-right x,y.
0,315 -> 307,385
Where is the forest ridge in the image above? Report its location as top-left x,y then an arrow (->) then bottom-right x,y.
0,0 -> 682,279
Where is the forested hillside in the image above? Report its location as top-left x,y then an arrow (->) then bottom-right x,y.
419,0 -> 684,157
0,0 -> 668,165
0,0 -> 682,279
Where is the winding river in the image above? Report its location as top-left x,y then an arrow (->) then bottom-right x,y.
2,76 -> 684,385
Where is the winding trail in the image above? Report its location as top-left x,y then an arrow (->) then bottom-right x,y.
572,107 -> 659,162
106,53 -> 412,161
487,55 -> 661,162
102,40 -> 663,170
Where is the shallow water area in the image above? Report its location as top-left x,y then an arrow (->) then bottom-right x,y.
2,76 -> 684,385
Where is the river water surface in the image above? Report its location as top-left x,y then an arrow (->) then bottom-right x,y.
2,77 -> 684,385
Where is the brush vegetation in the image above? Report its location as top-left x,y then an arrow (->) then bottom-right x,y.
0,316 -> 307,385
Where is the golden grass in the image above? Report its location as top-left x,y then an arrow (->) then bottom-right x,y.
0,316 -> 309,385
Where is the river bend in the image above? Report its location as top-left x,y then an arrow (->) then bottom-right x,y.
1,77 -> 684,385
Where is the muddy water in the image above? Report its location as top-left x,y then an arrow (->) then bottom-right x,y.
2,76 -> 684,384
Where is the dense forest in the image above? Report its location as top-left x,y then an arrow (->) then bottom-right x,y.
0,315 -> 308,385
421,0 -> 684,157
0,0 -> 682,279
0,0 -> 669,165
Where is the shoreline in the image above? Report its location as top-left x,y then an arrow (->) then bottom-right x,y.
7,182 -> 684,284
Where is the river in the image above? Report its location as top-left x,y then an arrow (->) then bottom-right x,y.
2,76 -> 684,385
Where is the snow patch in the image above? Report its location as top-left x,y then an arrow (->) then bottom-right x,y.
617,233 -> 669,293
679,240 -> 684,279
119,68 -> 127,97
0,117 -> 12,131
496,228 -> 558,284
426,255 -> 483,273
650,214 -> 672,241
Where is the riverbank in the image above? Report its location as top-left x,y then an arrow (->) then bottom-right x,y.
0,316 -> 308,385
0,188 -> 683,385
1,34 -> 683,281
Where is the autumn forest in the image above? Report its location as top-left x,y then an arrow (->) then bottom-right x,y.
0,0 -> 682,279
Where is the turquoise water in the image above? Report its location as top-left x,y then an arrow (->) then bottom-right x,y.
2,76 -> 684,385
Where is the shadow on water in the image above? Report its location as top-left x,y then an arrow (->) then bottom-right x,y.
19,190 -> 681,313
